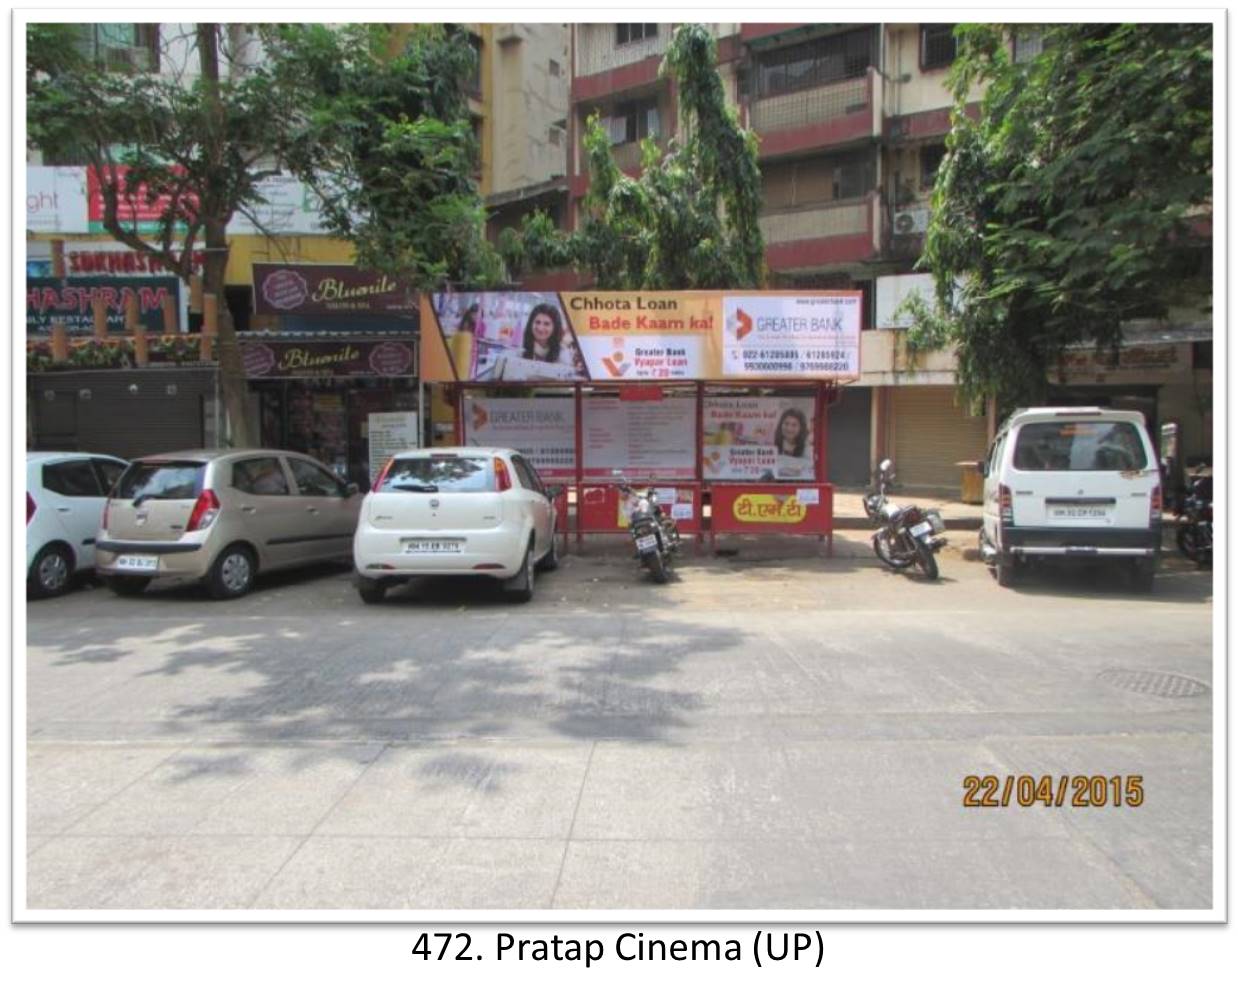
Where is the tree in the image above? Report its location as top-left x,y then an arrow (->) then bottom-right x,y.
500,23 -> 765,290
27,23 -> 296,446
260,24 -> 502,290
907,23 -> 1212,408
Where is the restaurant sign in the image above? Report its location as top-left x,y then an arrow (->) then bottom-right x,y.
253,263 -> 419,317
241,339 -> 416,379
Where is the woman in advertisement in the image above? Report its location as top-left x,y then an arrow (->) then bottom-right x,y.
773,406 -> 813,480
521,303 -> 572,365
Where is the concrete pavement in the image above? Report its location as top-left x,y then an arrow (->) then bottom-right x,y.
24,534 -> 1214,911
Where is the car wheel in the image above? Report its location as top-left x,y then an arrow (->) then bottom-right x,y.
29,543 -> 73,598
206,544 -> 256,600
1129,557 -> 1156,593
505,542 -> 535,603
357,576 -> 387,605
995,556 -> 1021,588
107,575 -> 151,597
538,530 -> 562,571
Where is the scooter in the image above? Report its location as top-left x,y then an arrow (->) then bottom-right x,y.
617,479 -> 681,583
863,459 -> 947,580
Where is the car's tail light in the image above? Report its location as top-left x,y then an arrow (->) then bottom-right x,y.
493,457 -> 512,492
999,485 -> 1014,525
26,492 -> 35,525
186,489 -> 221,532
1150,485 -> 1162,526
372,458 -> 394,492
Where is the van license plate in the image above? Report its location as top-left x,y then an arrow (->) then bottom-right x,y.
1049,504 -> 1110,522
404,540 -> 462,554
115,555 -> 158,572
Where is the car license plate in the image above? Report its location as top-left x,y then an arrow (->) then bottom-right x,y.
115,554 -> 159,572
403,539 -> 462,554
1048,504 -> 1111,523
909,521 -> 933,538
635,534 -> 658,552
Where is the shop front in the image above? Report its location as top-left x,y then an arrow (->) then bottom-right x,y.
243,334 -> 419,488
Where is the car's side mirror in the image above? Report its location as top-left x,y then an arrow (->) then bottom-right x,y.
346,482 -> 360,496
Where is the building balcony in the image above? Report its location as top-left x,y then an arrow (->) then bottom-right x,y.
760,194 -> 881,271
749,69 -> 880,158
573,25 -> 670,101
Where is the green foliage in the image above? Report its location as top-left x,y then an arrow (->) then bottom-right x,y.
500,24 -> 765,290
262,24 -> 502,290
911,23 -> 1212,407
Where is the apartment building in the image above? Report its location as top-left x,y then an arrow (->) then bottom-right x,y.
565,22 -> 1211,490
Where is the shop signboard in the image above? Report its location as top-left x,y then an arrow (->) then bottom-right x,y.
253,263 -> 419,317
229,174 -> 329,235
421,290 -> 862,383
26,275 -> 181,336
27,166 -> 89,233
86,165 -> 196,235
367,411 -> 420,478
1055,343 -> 1190,382
240,339 -> 416,379
463,397 -> 576,479
702,396 -> 816,481
60,241 -> 206,276
581,395 -> 697,479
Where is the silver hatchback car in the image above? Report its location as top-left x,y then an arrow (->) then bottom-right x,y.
95,449 -> 362,598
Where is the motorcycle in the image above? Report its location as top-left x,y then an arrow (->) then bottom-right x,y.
1175,475 -> 1212,568
617,479 -> 681,583
863,458 -> 948,580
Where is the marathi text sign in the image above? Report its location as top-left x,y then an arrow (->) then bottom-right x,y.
462,397 -> 577,480
253,263 -> 419,317
421,291 -> 862,383
702,396 -> 816,481
26,276 -> 180,336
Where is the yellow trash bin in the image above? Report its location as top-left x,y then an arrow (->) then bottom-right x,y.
957,461 -> 984,505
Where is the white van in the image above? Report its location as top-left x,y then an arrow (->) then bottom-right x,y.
979,408 -> 1162,589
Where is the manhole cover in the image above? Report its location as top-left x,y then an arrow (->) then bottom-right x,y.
1098,669 -> 1211,698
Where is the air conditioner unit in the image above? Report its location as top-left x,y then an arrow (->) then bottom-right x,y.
893,208 -> 930,235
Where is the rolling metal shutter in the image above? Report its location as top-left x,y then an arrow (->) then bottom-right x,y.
891,386 -> 989,490
30,369 -> 218,460
827,386 -> 871,486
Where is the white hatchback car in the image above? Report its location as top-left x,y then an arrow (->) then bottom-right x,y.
27,451 -> 128,597
353,447 -> 564,604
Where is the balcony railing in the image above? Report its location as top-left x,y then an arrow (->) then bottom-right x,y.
759,197 -> 870,245
749,75 -> 870,136
575,24 -> 670,78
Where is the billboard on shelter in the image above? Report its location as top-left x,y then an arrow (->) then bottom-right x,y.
422,290 -> 862,383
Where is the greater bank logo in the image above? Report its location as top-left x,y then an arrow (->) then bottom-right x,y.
733,307 -> 754,341
601,338 -> 632,377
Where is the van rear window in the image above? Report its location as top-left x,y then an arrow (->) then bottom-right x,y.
115,461 -> 205,500
379,457 -> 492,493
1013,422 -> 1148,472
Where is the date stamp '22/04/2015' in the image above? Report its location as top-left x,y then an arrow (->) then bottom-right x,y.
963,774 -> 1144,808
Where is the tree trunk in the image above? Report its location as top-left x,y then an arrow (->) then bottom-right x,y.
198,23 -> 255,448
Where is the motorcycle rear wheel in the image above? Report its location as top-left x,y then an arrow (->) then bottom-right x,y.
643,550 -> 670,584
1176,524 -> 1202,563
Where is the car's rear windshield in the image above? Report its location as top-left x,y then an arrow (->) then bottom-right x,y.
379,456 -> 492,494
115,461 -> 206,500
1012,421 -> 1149,472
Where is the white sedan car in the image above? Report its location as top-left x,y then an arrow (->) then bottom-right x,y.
27,451 -> 128,597
353,447 -> 563,604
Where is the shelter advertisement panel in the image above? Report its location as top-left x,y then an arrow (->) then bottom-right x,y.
702,396 -> 816,481
722,294 -> 862,377
581,395 -> 697,479
463,397 -> 577,479
421,291 -> 861,383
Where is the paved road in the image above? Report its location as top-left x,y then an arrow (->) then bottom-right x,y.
24,533 -> 1214,911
